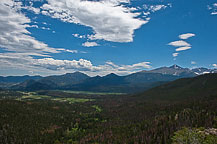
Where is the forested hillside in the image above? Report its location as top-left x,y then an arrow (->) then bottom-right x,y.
0,74 -> 216,143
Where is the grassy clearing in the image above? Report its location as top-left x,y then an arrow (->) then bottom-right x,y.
16,91 -> 51,100
23,95 -> 51,99
53,98 -> 93,104
92,105 -> 102,113
16,91 -> 92,104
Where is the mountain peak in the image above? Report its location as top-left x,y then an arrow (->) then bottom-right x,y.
65,72 -> 87,76
106,73 -> 119,77
169,64 -> 183,69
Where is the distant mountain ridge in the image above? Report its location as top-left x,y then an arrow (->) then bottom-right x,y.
192,67 -> 217,75
147,64 -> 196,77
0,75 -> 42,83
0,75 -> 42,88
2,65 -> 217,93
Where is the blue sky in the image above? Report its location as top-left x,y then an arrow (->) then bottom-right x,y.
0,0 -> 217,76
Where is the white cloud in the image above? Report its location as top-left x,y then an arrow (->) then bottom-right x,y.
118,62 -> 151,71
142,4 -> 171,18
0,50 -> 151,76
143,12 -> 151,16
172,53 -> 179,57
41,27 -> 51,30
175,46 -> 191,52
211,12 -> 217,15
169,33 -> 195,58
33,58 -> 151,75
42,22 -> 48,25
29,25 -> 39,28
33,58 -> 97,71
168,40 -> 191,47
179,33 -> 195,39
82,42 -> 99,47
0,0 -> 59,56
72,33 -> 86,39
0,0 -> 89,76
208,3 -> 217,15
57,49 -> 78,54
150,5 -> 167,12
145,5 -> 168,12
23,5 -> 40,14
213,64 -> 217,68
40,0 -> 148,43
191,61 -> 196,65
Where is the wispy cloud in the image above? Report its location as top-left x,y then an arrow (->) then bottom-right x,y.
213,64 -> 217,68
143,4 -> 171,13
168,40 -> 191,47
169,33 -> 195,58
142,4 -> 171,19
191,61 -> 196,65
172,53 -> 179,57
57,49 -> 78,54
179,33 -> 195,40
175,46 -> 191,52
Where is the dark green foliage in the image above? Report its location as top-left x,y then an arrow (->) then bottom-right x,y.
0,74 -> 217,143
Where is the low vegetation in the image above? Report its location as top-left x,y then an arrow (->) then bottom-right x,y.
172,127 -> 217,144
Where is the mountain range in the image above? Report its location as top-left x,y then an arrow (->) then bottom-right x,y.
1,65 -> 217,93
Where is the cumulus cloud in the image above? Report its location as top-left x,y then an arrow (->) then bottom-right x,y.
82,42 -> 99,47
0,0 -> 156,76
0,52 -> 151,76
0,0 -> 59,56
33,58 -> 97,71
32,58 -> 151,75
168,40 -> 191,47
179,33 -> 195,39
175,46 -> 191,52
40,0 -> 148,42
0,0 -> 90,76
